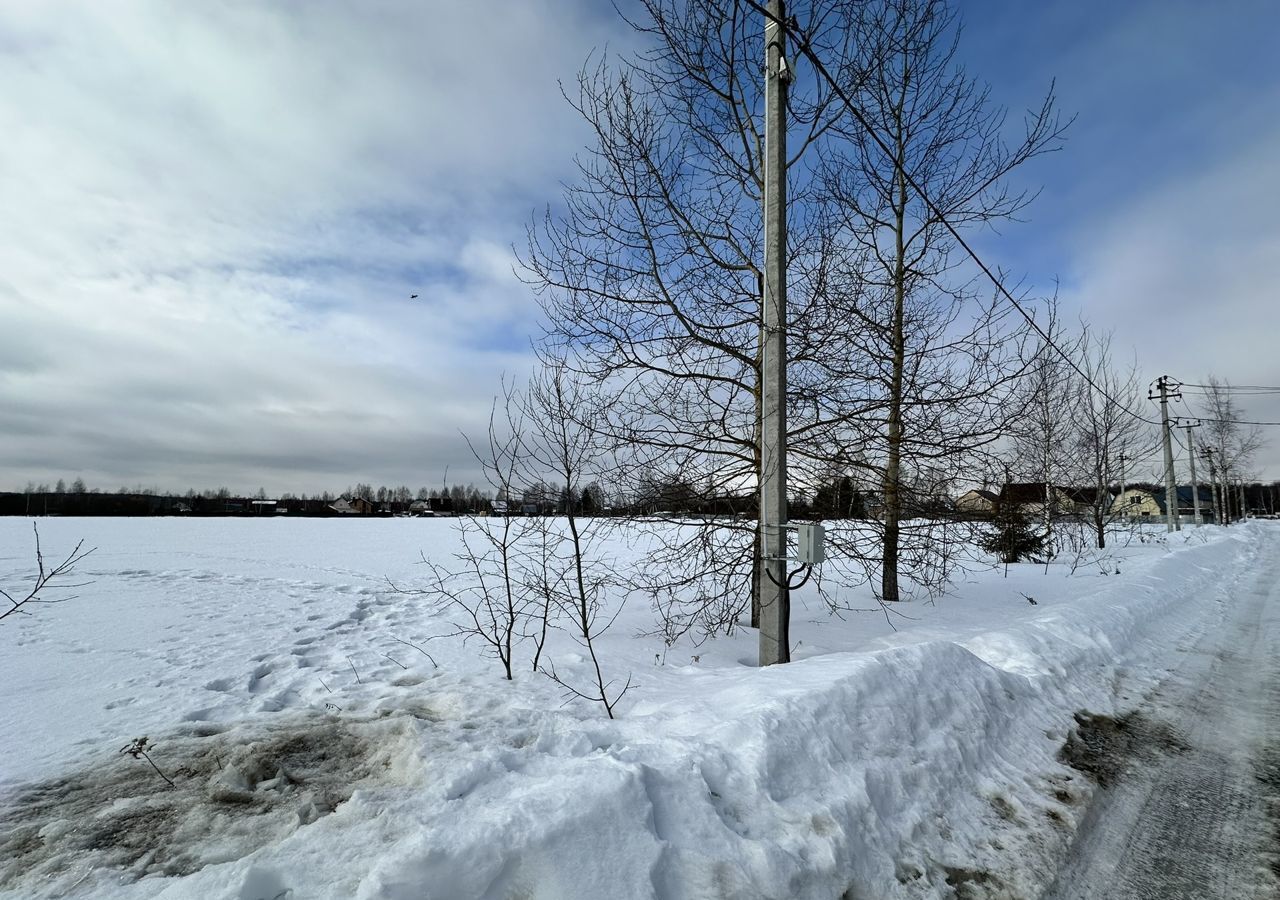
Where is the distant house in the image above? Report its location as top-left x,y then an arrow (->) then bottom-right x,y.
1172,486 -> 1216,521
1063,487 -> 1100,509
409,500 -> 435,517
997,482 -> 1077,519
329,496 -> 375,516
489,499 -> 511,517
408,497 -> 460,516
1111,487 -> 1161,519
1111,486 -> 1215,521
955,489 -> 999,516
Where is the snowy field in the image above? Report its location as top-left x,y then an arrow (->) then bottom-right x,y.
0,516 -> 1270,899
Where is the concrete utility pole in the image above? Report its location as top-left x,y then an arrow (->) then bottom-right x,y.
1239,481 -> 1248,521
1203,449 -> 1220,525
1118,448 -> 1127,520
758,0 -> 790,667
1183,421 -> 1202,525
1152,376 -> 1181,532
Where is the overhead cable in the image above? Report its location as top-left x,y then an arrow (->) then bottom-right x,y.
748,1 -> 1161,427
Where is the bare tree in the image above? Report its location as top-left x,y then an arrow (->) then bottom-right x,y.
394,398 -> 539,680
389,367 -> 630,716
525,0 -> 1065,642
818,0 -> 1065,599
522,359 -> 630,717
1196,376 -> 1265,521
1,524 -> 95,624
1071,328 -> 1147,548
522,0 -> 880,639
1008,315 -> 1083,550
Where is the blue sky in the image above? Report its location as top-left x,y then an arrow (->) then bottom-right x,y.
959,0 -> 1280,480
1,0 -> 1277,495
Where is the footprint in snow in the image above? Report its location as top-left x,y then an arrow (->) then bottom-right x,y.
246,663 -> 274,693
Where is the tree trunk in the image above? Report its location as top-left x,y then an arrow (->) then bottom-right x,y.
1094,480 -> 1106,549
881,104 -> 908,604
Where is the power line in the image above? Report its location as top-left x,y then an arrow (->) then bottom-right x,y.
1181,383 -> 1280,392
1180,391 -> 1280,401
1195,417 -> 1280,427
1121,429 -> 1167,461
1114,443 -> 1163,470
1183,389 -> 1280,395
747,1 -> 1161,428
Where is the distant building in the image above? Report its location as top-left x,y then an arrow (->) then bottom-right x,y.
329,496 -> 375,516
1111,486 -> 1214,521
1112,487 -> 1161,519
997,482 -> 1077,519
955,489 -> 999,516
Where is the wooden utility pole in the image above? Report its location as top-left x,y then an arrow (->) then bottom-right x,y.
758,0 -> 790,666
1152,376 -> 1181,532
1183,421 -> 1202,525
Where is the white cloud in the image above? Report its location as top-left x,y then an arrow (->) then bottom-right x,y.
1061,121 -> 1280,478
0,0 -> 617,493
8,0 -> 1278,493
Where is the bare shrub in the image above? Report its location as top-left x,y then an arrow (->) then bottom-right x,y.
0,524 -> 94,625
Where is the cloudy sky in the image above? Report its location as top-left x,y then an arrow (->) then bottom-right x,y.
3,0 -> 1278,496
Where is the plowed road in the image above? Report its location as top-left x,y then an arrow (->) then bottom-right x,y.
1042,532 -> 1280,899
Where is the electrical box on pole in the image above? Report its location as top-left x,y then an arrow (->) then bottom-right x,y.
796,523 -> 825,565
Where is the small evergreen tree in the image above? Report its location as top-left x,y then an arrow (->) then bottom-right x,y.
982,500 -> 1047,564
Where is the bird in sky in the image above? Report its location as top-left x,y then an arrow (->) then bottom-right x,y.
410,294 -> 419,299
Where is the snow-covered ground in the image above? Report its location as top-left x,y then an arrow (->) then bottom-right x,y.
0,516 -> 1268,899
